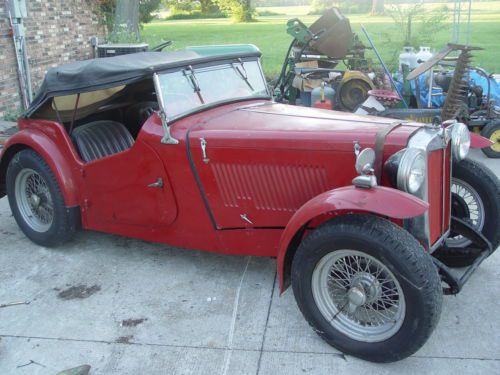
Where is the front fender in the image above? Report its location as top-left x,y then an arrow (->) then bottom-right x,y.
277,185 -> 429,292
0,128 -> 81,206
470,132 -> 493,149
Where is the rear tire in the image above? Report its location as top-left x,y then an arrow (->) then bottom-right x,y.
480,121 -> 500,158
291,214 -> 442,363
6,149 -> 77,247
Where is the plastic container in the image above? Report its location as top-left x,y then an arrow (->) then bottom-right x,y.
416,47 -> 432,65
311,82 -> 335,110
399,47 -> 418,70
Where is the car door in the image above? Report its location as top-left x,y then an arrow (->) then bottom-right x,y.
81,139 -> 177,229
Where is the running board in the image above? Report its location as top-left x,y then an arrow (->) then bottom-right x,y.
432,217 -> 493,295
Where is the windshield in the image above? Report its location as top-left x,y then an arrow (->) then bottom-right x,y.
157,60 -> 268,119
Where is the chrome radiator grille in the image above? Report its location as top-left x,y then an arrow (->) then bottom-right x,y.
427,145 -> 452,245
406,126 -> 453,250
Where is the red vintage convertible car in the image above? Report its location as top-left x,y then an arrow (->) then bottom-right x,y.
0,45 -> 499,362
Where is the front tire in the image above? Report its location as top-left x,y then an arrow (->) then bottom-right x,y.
435,158 -> 500,267
291,214 -> 442,363
6,149 -> 77,247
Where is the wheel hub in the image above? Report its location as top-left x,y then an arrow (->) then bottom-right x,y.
350,272 -> 381,304
451,192 -> 470,220
312,250 -> 406,343
14,168 -> 54,233
347,285 -> 366,313
29,193 -> 41,209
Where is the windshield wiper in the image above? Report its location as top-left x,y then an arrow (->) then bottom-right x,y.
183,66 -> 204,104
232,59 -> 254,91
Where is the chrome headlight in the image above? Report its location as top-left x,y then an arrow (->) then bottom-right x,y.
451,123 -> 470,161
385,148 -> 426,194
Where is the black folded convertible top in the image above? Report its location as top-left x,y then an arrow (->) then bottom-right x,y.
26,45 -> 261,117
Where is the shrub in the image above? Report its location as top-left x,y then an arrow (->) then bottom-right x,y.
256,10 -> 284,16
166,10 -> 227,20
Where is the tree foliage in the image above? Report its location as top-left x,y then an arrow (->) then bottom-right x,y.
96,0 -> 162,34
371,0 -> 384,15
214,0 -> 255,22
140,0 -> 162,23
164,0 -> 220,15
310,0 -> 371,14
386,3 -> 449,46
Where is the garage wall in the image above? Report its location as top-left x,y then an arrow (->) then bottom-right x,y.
0,0 -> 105,119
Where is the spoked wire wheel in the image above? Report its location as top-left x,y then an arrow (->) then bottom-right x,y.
312,249 -> 406,343
446,177 -> 485,247
14,168 -> 54,233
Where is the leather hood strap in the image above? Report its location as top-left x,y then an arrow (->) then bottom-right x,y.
374,121 -> 403,183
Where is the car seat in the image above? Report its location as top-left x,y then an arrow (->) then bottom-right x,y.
72,120 -> 134,162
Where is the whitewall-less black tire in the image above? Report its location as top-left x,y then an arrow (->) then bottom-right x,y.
291,214 -> 442,363
6,149 -> 77,247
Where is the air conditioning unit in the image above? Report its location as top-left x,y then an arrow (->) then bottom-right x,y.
97,43 -> 149,58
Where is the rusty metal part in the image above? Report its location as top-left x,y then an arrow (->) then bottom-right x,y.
336,71 -> 375,111
407,44 -> 482,81
307,8 -> 353,59
442,47 -> 475,121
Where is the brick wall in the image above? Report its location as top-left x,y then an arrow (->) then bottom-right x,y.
0,0 -> 105,119
0,1 -> 21,118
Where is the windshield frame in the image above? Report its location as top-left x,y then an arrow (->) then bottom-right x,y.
154,57 -> 271,123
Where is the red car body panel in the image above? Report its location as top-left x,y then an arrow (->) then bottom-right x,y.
276,185 -> 430,290
187,102 -> 420,229
0,100 -> 443,287
3,120 -> 82,206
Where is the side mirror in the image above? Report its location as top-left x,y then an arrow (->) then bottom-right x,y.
353,147 -> 377,189
355,148 -> 375,175
153,73 -> 179,145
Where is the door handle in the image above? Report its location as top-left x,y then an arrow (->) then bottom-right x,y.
148,178 -> 164,189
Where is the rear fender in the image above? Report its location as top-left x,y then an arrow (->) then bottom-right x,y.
277,185 -> 429,292
0,128 -> 81,206
470,132 -> 493,149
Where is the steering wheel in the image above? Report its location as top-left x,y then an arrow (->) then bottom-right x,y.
124,101 -> 159,137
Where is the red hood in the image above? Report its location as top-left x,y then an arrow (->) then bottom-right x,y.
186,101 -> 423,229
190,102 -> 421,152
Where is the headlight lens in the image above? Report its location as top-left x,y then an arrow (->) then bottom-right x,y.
451,123 -> 470,161
396,148 -> 426,194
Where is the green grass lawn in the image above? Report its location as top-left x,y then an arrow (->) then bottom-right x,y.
143,2 -> 500,77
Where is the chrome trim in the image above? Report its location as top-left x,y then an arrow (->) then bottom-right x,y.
147,178 -> 164,189
404,126 -> 452,249
431,228 -> 451,253
200,137 -> 209,164
441,146 -> 446,234
256,58 -> 271,96
240,214 -> 253,224
355,148 -> 376,175
352,174 -> 377,189
396,148 -> 425,194
153,73 -> 179,145
450,122 -> 470,161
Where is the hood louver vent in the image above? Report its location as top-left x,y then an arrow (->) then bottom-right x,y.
211,163 -> 328,212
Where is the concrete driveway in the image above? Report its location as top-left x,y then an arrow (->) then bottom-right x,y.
0,149 -> 499,375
